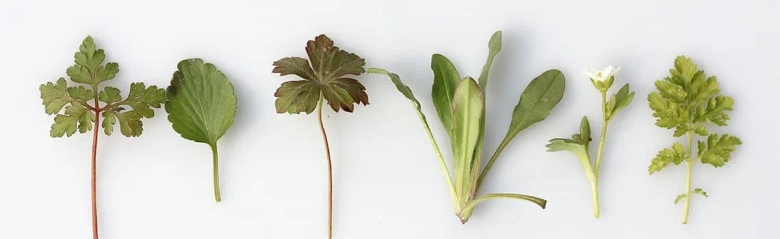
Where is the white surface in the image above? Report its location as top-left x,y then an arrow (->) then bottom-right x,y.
1,0 -> 778,238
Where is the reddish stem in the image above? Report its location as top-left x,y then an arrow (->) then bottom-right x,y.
91,103 -> 101,239
316,95 -> 333,239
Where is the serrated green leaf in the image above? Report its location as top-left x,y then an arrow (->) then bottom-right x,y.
166,58 -> 236,145
67,86 -> 94,102
166,58 -> 236,202
101,110 -> 116,135
100,83 -> 165,137
40,78 -> 73,115
99,87 -> 123,104
272,34 -> 367,114
693,125 -> 708,136
50,104 -> 95,137
66,36 -> 119,86
451,77 -> 483,205
699,134 -> 742,167
648,142 -> 687,174
693,188 -> 708,198
674,194 -> 687,204
431,54 -> 461,138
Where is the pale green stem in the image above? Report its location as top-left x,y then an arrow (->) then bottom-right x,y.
458,193 -> 547,223
591,182 -> 599,218
210,144 -> 221,202
476,140 -> 509,192
414,110 -> 459,212
682,131 -> 693,224
591,91 -> 609,218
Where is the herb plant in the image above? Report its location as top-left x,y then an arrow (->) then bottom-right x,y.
39,36 -> 166,239
369,31 -> 565,223
165,58 -> 237,202
271,34 -> 367,239
545,66 -> 634,218
647,56 -> 741,224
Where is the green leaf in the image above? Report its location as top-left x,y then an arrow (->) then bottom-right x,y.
166,58 -> 236,145
66,36 -> 119,86
430,54 -> 461,137
100,83 -> 166,137
477,31 -> 502,90
546,116 -> 595,182
607,84 -> 635,120
693,188 -> 708,198
699,134 -> 742,167
98,87 -> 123,104
369,68 -> 458,202
166,58 -> 236,202
497,69 -> 565,149
674,194 -> 686,204
67,86 -> 94,102
694,96 -> 734,126
40,78 -> 74,115
451,77 -> 484,205
272,34 -> 367,114
50,104 -> 95,137
648,142 -> 687,174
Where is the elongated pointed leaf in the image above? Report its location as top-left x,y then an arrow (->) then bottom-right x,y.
368,68 -> 457,201
431,54 -> 461,138
451,77 -> 483,205
497,69 -> 565,150
166,58 -> 237,146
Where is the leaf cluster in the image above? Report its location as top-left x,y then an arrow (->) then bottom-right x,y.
39,36 -> 165,138
370,31 -> 565,223
647,56 -> 742,173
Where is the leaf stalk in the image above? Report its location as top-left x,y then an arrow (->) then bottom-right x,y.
316,93 -> 334,239
682,131 -> 693,224
210,144 -> 221,202
90,96 -> 100,239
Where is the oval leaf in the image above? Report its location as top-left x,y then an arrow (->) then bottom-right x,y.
166,58 -> 237,146
503,69 -> 566,143
431,54 -> 461,138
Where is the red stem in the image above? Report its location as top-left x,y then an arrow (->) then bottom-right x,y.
316,95 -> 333,239
91,105 -> 100,239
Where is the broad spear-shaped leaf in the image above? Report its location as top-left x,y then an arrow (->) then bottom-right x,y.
165,58 -> 237,202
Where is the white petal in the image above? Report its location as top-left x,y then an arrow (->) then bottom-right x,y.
583,70 -> 600,81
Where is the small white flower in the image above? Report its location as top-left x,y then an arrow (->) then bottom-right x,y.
583,66 -> 621,82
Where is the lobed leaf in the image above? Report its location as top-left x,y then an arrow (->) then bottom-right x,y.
272,34 -> 367,114
693,188 -> 708,198
699,134 -> 742,167
66,36 -> 119,86
648,143 -> 687,174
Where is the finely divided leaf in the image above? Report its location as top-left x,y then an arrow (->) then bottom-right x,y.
431,54 -> 461,137
66,36 -> 119,86
100,83 -> 165,137
674,194 -> 687,204
272,34 -> 367,114
699,134 -> 742,167
166,58 -> 236,145
693,188 -> 708,198
648,143 -> 687,174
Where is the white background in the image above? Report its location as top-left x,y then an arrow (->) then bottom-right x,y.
1,0 -> 778,238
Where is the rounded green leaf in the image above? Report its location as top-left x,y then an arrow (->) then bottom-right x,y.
165,58 -> 237,145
